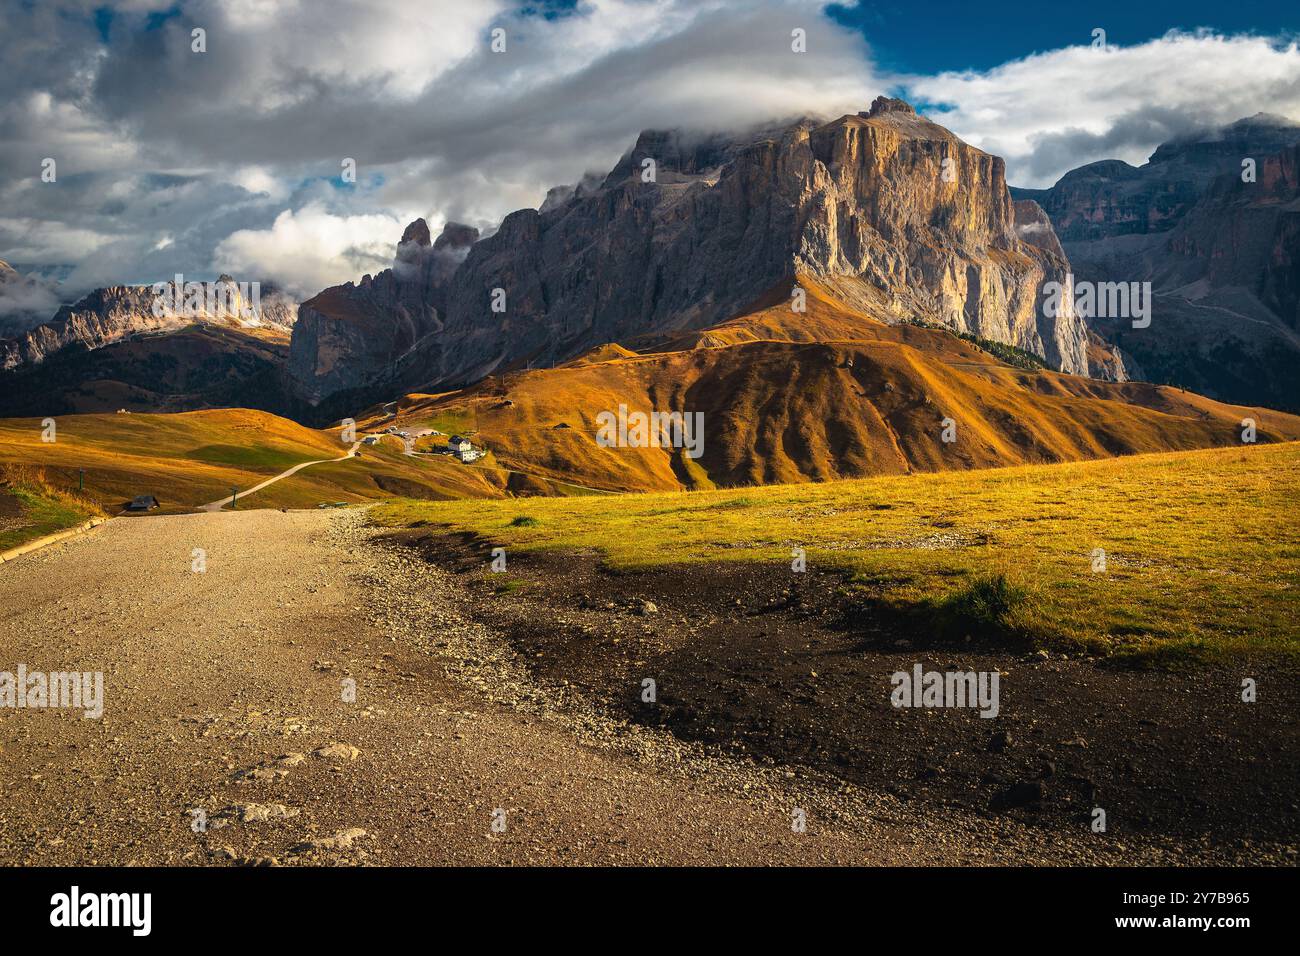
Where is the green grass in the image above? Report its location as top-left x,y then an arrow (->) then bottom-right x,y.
185,443 -> 316,470
371,443 -> 1300,663
0,465 -> 105,552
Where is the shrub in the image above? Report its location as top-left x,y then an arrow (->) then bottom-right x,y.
940,574 -> 1030,636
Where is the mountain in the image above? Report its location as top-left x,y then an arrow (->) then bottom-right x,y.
1,277 -> 297,372
0,324 -> 292,417
289,97 -> 1090,409
0,277 -> 301,417
1013,114 -> 1300,243
379,279 -> 1300,494
288,219 -> 476,406
1012,114 -> 1300,410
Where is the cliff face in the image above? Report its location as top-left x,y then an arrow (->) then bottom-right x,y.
288,220 -> 477,404
288,97 -> 1090,406
1018,116 -> 1300,410
1159,144 -> 1300,313
1013,114 -> 1300,244
1,278 -> 297,372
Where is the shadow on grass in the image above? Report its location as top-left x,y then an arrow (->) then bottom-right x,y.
838,573 -> 1042,653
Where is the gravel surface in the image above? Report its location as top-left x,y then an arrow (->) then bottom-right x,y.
0,508 -> 1254,865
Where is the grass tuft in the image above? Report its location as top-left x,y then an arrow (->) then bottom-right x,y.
935,574 -> 1030,637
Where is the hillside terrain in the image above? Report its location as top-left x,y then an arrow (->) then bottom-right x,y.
377,280 -> 1300,494
0,465 -> 104,553
0,324 -> 293,417
372,441 -> 1300,663
0,408 -> 518,512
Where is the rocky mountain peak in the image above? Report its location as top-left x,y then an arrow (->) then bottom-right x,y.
400,218 -> 432,248
289,103 -> 1090,406
433,222 -> 479,252
865,95 -> 916,118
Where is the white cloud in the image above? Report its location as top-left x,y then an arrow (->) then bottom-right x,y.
0,217 -> 116,263
212,203 -> 414,297
229,166 -> 290,201
906,32 -> 1300,186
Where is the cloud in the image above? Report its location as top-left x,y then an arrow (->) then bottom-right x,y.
3,0 -> 884,301
5,2 -> 1300,307
212,203 -> 411,298
906,31 -> 1300,187
0,267 -> 64,333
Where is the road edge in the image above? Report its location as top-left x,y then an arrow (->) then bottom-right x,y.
0,517 -> 109,564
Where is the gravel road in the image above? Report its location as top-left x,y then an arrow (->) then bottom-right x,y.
0,508 -> 1217,865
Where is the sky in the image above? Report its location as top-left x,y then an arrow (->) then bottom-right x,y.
1,0 -> 1298,322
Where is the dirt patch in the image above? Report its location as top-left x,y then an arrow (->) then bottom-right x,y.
390,528 -> 1300,857
0,489 -> 30,535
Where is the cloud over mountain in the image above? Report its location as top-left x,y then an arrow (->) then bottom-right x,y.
2,2 -> 1298,319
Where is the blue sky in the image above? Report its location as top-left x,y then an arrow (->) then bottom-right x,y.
831,0 -> 1299,73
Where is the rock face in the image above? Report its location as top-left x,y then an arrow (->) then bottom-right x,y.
1012,199 -> 1132,382
1013,114 -> 1300,243
288,97 -> 1089,406
1016,115 -> 1300,410
1,277 -> 297,372
288,220 -> 476,404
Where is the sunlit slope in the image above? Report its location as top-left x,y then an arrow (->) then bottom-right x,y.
392,299 -> 1300,493
0,408 -> 511,510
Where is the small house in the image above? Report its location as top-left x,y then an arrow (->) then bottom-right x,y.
127,494 -> 159,511
361,436 -> 379,445
448,436 -> 471,453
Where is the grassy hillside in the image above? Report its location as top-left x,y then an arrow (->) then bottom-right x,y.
384,279 -> 1300,494
0,465 -> 105,553
372,442 -> 1300,663
0,408 -> 515,512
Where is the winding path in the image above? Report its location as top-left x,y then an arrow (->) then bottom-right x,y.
199,442 -> 360,511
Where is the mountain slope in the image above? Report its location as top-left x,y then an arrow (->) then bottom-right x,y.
289,97 -> 1089,408
1,278 -> 298,372
381,282 -> 1300,494
0,324 -> 293,417
1012,114 -> 1300,410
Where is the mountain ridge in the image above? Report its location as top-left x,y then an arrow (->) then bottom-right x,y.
287,97 -> 1090,409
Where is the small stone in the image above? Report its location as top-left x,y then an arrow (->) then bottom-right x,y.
313,742 -> 361,761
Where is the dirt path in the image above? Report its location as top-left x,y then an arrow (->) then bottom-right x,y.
0,508 -> 1225,865
198,443 -> 360,511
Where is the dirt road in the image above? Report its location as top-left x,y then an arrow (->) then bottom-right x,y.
0,508 -> 1247,865
198,443 -> 360,511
